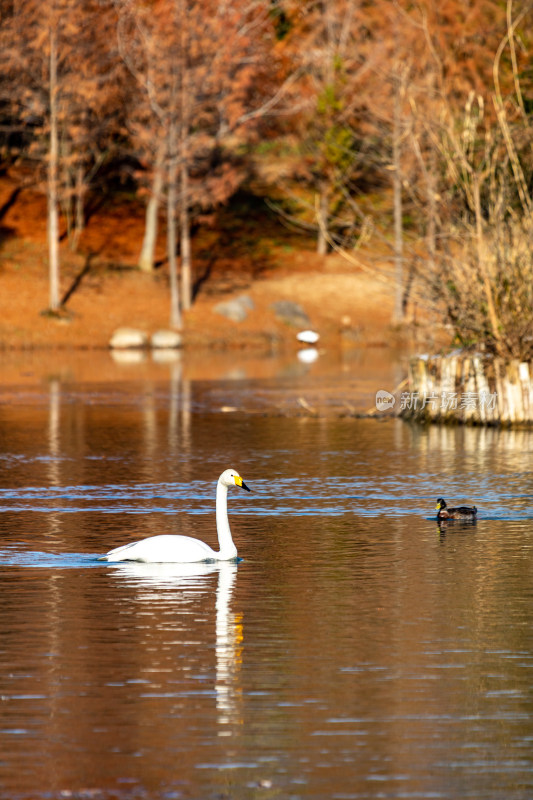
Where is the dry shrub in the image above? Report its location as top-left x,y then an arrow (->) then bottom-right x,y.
436,214 -> 533,360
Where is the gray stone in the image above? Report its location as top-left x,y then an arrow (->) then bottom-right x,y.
151,329 -> 183,349
237,294 -> 255,311
109,327 -> 149,349
270,300 -> 310,328
213,294 -> 255,323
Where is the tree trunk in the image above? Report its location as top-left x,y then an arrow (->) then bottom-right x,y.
473,176 -> 500,347
392,72 -> 404,324
47,26 -> 60,312
167,124 -> 181,329
138,141 -> 166,272
178,29 -> 192,311
316,183 -> 328,255
426,149 -> 437,274
71,162 -> 84,251
180,157 -> 192,310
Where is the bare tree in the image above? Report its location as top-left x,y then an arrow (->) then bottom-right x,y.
47,22 -> 60,310
0,0 -> 127,312
137,141 -> 166,273
116,0 -> 275,326
276,0 -> 380,254
413,0 -> 533,359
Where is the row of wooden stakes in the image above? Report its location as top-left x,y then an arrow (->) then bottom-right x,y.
400,355 -> 533,425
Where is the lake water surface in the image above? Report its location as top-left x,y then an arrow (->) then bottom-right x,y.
1,351 -> 533,799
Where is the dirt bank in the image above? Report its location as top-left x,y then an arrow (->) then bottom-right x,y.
0,174 -> 419,353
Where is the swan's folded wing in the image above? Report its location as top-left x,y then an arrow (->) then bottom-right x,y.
100,534 -> 217,563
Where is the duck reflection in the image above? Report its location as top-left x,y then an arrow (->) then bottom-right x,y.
436,517 -> 478,539
108,560 -> 241,729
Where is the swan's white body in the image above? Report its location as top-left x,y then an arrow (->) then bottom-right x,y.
101,469 -> 250,564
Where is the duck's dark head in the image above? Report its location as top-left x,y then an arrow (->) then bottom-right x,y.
435,498 -> 447,511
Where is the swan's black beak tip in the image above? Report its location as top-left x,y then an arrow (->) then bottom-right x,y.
241,480 -> 251,492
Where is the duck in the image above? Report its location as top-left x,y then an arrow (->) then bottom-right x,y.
100,469 -> 250,563
435,498 -> 477,520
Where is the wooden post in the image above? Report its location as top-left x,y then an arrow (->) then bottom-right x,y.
506,361 -> 522,424
473,357 -> 487,424
402,355 -> 533,426
494,359 -> 507,423
440,356 -> 457,421
461,358 -> 477,423
518,361 -> 533,422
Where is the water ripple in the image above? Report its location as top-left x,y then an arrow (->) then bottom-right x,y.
0,549 -> 101,568
0,476 -> 531,519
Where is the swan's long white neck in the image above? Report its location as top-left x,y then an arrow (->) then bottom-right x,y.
215,479 -> 237,559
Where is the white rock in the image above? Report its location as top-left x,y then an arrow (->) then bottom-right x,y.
297,329 -> 320,344
109,327 -> 148,349
151,329 -> 183,349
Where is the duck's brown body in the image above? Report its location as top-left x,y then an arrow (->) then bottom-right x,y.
435,498 -> 477,520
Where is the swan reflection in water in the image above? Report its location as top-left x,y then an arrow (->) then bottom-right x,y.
108,560 -> 242,729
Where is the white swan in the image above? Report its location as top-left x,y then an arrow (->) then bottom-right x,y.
100,469 -> 250,563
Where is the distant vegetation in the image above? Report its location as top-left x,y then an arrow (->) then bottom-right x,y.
0,0 -> 532,357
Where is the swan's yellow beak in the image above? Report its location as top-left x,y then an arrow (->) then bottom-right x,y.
234,474 -> 251,492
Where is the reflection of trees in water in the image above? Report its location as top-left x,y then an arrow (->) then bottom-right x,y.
46,378 -> 62,541
41,356 -> 193,546
143,359 -> 190,472
45,356 -> 192,481
404,422 -> 533,473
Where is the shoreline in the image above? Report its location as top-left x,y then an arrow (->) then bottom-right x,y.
0,175 -> 437,360
0,343 -> 408,419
